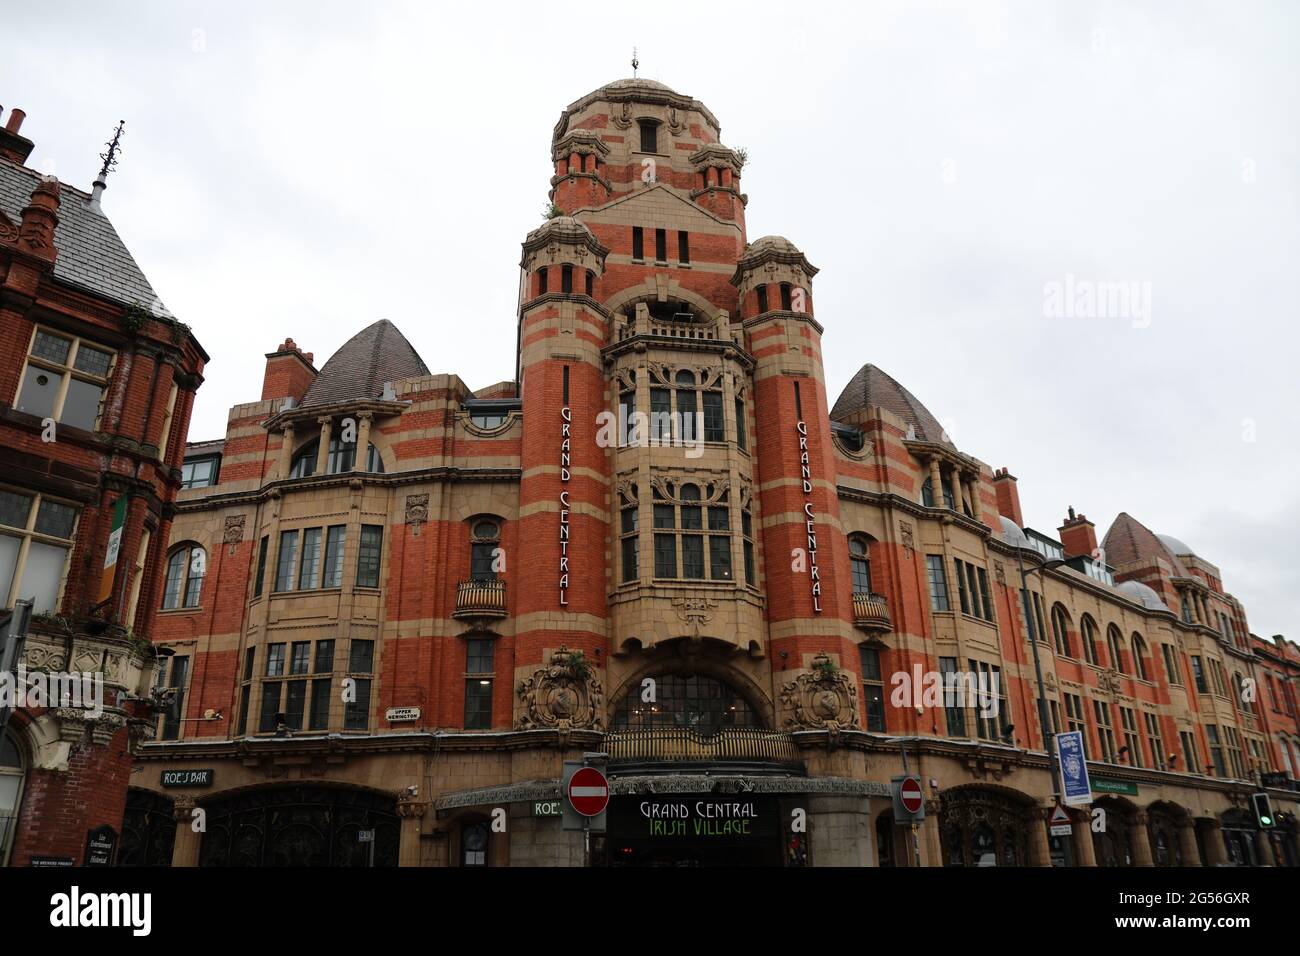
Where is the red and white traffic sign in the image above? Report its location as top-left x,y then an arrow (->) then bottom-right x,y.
899,776 -> 923,815
567,766 -> 609,817
1049,803 -> 1071,825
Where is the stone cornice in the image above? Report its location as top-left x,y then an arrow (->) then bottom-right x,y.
263,398 -> 408,432
740,308 -> 824,336
172,466 -> 524,513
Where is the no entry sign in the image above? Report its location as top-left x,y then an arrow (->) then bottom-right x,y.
899,777 -> 923,814
567,766 -> 609,817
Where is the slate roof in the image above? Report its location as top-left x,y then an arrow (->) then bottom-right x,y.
1102,513 -> 1192,576
0,155 -> 165,314
831,363 -> 954,446
300,319 -> 429,407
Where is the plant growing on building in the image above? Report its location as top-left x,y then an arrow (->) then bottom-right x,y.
812,655 -> 840,680
543,201 -> 565,220
122,302 -> 149,335
560,649 -> 592,682
732,146 -> 749,168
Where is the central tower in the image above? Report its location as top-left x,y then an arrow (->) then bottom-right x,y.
514,77 -> 861,736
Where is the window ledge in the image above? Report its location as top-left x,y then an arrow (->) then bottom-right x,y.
158,606 -> 202,615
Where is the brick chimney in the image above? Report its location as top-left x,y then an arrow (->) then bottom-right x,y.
0,106 -> 35,165
1058,506 -> 1098,559
992,467 -> 1023,526
262,338 -> 317,402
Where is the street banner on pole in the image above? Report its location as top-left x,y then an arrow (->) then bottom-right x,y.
1055,730 -> 1092,806
98,496 -> 127,605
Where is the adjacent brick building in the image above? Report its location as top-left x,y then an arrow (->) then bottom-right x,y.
0,105 -> 207,865
130,77 -> 1297,868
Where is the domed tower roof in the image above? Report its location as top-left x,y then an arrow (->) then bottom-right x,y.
1102,513 -> 1192,576
554,78 -> 721,143
1116,580 -> 1169,612
831,364 -> 954,446
519,215 -> 609,267
300,319 -> 429,407
1156,533 -> 1196,558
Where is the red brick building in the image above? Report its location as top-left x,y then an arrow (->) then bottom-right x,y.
131,77 -> 1297,868
0,104 -> 207,866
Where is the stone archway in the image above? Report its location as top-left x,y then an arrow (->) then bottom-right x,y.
197,784 -> 399,867
607,640 -> 776,731
938,785 -> 1039,867
1146,800 -> 1196,866
1092,796 -> 1141,866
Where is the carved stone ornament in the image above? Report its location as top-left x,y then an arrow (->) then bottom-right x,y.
1098,669 -> 1122,696
405,493 -> 429,526
779,653 -> 860,732
671,596 -> 718,639
900,521 -> 915,558
223,515 -> 246,546
516,645 -> 605,731
994,562 -> 1006,585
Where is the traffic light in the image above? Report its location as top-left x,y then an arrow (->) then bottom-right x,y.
1250,792 -> 1274,829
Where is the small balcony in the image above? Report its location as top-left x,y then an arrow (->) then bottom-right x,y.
853,592 -> 891,632
453,579 -> 507,620
605,727 -> 803,773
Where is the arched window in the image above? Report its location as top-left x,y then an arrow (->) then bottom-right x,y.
469,519 -> 501,581
1107,625 -> 1126,674
461,820 -> 489,867
289,438 -> 384,478
610,673 -> 759,733
1080,615 -> 1099,666
674,370 -> 698,443
849,537 -> 873,594
1131,634 -> 1149,681
161,543 -> 205,609
0,731 -> 27,867
1051,604 -> 1074,658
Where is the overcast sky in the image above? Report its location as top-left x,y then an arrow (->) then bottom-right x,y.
4,1 -> 1297,637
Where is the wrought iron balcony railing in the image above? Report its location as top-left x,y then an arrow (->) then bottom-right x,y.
853,592 -> 892,632
453,579 -> 507,619
605,727 -> 801,767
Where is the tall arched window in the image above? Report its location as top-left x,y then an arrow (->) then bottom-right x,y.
610,673 -> 759,733
849,537 -> 872,594
1131,634 -> 1149,681
1050,604 -> 1074,658
1080,615 -> 1099,666
161,543 -> 205,609
289,439 -> 384,478
1107,625 -> 1127,674
0,731 -> 26,867
469,519 -> 501,581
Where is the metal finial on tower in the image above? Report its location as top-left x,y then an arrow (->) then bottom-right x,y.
90,120 -> 125,208
631,48 -> 639,78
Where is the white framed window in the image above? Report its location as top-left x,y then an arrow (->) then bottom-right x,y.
161,543 -> 205,609
0,731 -> 27,867
14,327 -> 115,432
0,487 -> 78,613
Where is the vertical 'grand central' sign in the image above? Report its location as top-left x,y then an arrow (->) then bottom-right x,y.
559,405 -> 571,606
797,421 -> 822,613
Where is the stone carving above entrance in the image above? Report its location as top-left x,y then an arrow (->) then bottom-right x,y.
516,645 -> 605,731
671,596 -> 718,639
779,653 -> 860,732
405,493 -> 429,527
223,515 -> 245,546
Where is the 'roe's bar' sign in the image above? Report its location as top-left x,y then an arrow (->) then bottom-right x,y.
161,769 -> 214,788
797,421 -> 822,613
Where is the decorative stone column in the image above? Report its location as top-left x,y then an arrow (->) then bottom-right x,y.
1073,810 -> 1097,866
170,795 -> 201,867
353,412 -> 373,471
1029,813 -> 1052,866
929,457 -> 944,510
1201,821 -> 1228,865
397,795 -> 429,867
278,422 -> 296,478
966,472 -> 982,520
1131,812 -> 1154,866
1177,820 -> 1202,866
315,416 -> 333,474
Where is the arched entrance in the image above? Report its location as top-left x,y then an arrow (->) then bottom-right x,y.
939,787 -> 1037,866
198,785 -> 399,867
0,731 -> 27,867
1146,802 -> 1188,867
1092,797 -> 1139,866
119,789 -> 177,867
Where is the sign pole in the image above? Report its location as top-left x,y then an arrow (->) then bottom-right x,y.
911,822 -> 921,868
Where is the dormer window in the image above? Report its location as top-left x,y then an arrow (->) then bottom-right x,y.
561,264 -> 573,294
756,284 -> 769,314
638,120 -> 658,153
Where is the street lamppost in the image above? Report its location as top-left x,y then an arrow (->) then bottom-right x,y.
1015,548 -> 1067,804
